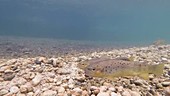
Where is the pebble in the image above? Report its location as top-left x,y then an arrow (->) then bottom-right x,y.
3,72 -> 15,81
109,87 -> 116,92
17,94 -> 26,96
122,90 -> 131,96
0,89 -> 8,96
162,82 -> 170,87
20,85 -> 28,93
42,90 -> 57,96
111,92 -> 118,96
93,89 -> 100,95
32,74 -> 43,86
27,92 -> 34,96
82,90 -> 89,96
156,83 -> 163,89
99,86 -> 108,92
129,91 -> 140,96
57,68 -> 70,75
10,77 -> 27,87
134,79 -> 143,86
58,87 -> 65,93
97,92 -> 110,96
10,86 -> 19,94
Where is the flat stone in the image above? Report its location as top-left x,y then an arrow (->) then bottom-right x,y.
134,79 -> 143,86
10,86 -> 19,94
32,74 -> 43,86
58,87 -> 65,93
42,90 -> 57,96
129,91 -> 140,96
97,92 -> 110,96
3,72 -> 15,81
17,94 -> 26,96
162,82 -> 170,87
27,92 -> 34,96
122,90 -> 131,96
0,89 -> 8,96
99,86 -> 108,92
10,77 -> 27,86
111,92 -> 118,96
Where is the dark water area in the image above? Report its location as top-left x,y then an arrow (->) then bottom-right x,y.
0,0 -> 170,56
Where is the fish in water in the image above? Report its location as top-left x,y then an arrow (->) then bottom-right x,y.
81,58 -> 164,80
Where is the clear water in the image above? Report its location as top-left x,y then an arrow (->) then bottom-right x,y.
0,0 -> 170,45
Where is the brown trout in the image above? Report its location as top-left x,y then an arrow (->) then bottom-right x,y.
80,58 -> 164,80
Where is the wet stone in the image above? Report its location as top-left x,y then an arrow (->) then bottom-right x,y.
162,82 -> 170,87
42,90 -> 57,96
0,89 -> 8,96
3,72 -> 15,81
10,86 -> 19,94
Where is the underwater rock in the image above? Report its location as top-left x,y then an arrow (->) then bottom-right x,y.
162,82 -> 170,87
32,74 -> 43,86
10,86 -> 19,94
42,90 -> 57,96
97,92 -> 110,96
3,71 -> 15,81
0,89 -> 8,96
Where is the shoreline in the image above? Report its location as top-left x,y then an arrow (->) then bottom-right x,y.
1,44 -> 170,95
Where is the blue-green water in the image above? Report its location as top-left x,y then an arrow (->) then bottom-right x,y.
0,0 -> 170,45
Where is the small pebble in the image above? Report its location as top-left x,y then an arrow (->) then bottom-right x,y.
10,86 -> 19,94
0,89 -> 8,96
162,82 -> 170,87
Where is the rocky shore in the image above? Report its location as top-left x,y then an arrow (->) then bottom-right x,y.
1,44 -> 170,96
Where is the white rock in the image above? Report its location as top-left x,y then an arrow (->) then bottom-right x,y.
68,84 -> 74,89
32,74 -> 43,86
58,87 -> 65,93
17,94 -> 26,96
162,57 -> 168,61
109,87 -> 116,92
122,90 -> 131,96
99,86 -> 108,92
90,86 -> 98,90
42,90 -> 57,96
162,82 -> 170,87
73,87 -> 82,93
130,91 -> 140,96
111,92 -> 118,96
27,92 -> 34,96
97,92 -> 110,96
10,86 -> 19,94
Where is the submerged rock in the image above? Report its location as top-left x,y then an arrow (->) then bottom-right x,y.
0,89 -> 8,96
32,74 -> 43,86
42,90 -> 57,96
10,86 -> 19,94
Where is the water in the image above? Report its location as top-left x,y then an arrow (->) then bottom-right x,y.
0,0 -> 170,46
